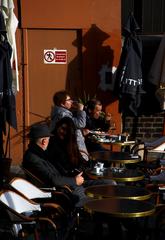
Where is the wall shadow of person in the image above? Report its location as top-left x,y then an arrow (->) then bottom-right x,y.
65,24 -> 117,106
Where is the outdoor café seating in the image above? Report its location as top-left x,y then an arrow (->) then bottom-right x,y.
0,177 -> 79,240
131,136 -> 165,161
9,177 -> 75,214
0,189 -> 58,239
20,165 -> 75,202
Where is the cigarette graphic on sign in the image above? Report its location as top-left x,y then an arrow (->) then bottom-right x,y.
44,49 -> 67,64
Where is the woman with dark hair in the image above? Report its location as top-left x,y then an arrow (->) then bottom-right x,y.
48,117 -> 87,176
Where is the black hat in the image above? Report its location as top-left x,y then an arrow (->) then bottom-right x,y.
28,124 -> 53,139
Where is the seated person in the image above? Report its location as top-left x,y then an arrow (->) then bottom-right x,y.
49,90 -> 88,160
84,98 -> 113,152
85,99 -> 112,131
23,123 -> 116,209
48,117 -> 89,176
47,117 -> 116,182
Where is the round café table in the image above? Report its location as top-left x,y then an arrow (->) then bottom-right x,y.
84,198 -> 155,218
85,184 -> 152,200
99,139 -> 136,151
84,198 -> 155,239
90,151 -> 141,164
86,167 -> 144,182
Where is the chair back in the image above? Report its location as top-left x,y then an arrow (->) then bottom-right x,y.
0,189 -> 58,238
145,136 -> 165,149
152,143 -> 165,151
131,136 -> 165,161
0,190 -> 41,214
10,177 -> 52,200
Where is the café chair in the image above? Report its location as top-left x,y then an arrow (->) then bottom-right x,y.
19,166 -> 84,224
130,137 -> 165,180
0,189 -> 57,239
20,165 -> 47,188
9,176 -> 80,238
9,177 -> 78,239
9,177 -> 73,214
20,165 -> 76,207
10,177 -> 53,199
20,165 -> 81,207
131,136 -> 165,161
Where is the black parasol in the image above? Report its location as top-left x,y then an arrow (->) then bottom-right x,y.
115,12 -> 145,116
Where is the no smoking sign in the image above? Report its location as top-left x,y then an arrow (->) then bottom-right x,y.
44,49 -> 67,64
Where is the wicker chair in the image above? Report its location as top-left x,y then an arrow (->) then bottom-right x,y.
0,189 -> 57,239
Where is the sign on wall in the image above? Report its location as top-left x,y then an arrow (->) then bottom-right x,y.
44,49 -> 67,64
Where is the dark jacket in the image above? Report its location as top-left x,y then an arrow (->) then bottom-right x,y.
22,142 -> 77,188
86,114 -> 110,132
85,115 -> 110,152
47,136 -> 88,177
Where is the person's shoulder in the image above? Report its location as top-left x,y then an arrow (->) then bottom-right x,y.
23,149 -> 35,163
23,147 -> 43,162
52,106 -> 63,114
61,108 -> 72,117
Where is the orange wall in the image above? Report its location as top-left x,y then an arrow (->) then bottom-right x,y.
10,0 -> 121,164
20,0 -> 120,31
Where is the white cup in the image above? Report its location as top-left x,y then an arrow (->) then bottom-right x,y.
95,167 -> 101,174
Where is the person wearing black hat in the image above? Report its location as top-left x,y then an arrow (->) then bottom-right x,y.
22,122 -> 89,207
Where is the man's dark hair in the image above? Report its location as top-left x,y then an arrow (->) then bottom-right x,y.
53,90 -> 70,106
85,98 -> 102,113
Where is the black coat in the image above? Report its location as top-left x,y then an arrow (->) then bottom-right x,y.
22,143 -> 77,188
86,115 -> 110,132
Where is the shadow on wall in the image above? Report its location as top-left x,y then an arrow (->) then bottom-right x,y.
66,24 -> 117,106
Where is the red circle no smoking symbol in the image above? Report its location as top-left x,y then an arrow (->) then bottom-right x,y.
44,51 -> 55,62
